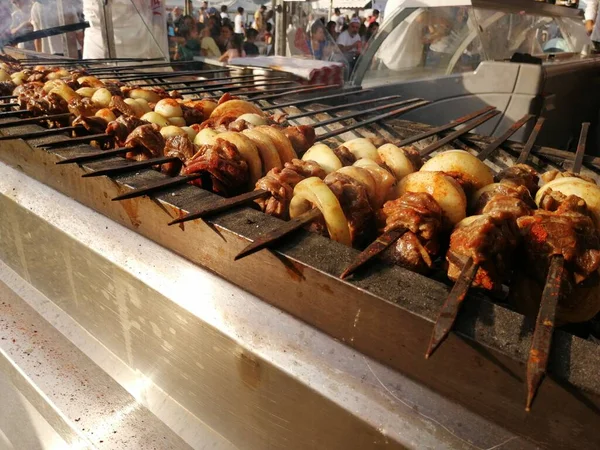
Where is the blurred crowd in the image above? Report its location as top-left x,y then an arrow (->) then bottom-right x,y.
168,2 -> 277,63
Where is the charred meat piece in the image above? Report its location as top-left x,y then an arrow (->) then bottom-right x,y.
72,115 -> 108,135
472,183 -> 536,215
378,192 -> 443,273
401,146 -> 423,171
162,135 -> 196,175
109,96 -> 136,117
517,195 -> 600,284
68,97 -> 99,117
181,105 -> 205,126
182,138 -> 249,196
447,214 -> 520,291
106,115 -> 149,147
281,125 -> 315,156
496,164 -> 540,195
332,145 -> 357,167
124,124 -> 165,161
541,169 -> 596,186
0,81 -> 16,97
324,172 -> 374,247
481,195 -> 534,222
14,82 -> 44,98
254,159 -> 326,220
20,91 -> 69,116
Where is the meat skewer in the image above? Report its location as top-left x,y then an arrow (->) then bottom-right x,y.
425,116 -> 543,358
169,108 -> 499,226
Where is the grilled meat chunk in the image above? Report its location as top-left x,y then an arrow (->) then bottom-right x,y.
282,125 -> 315,156
162,135 -> 196,175
378,192 -> 443,273
481,195 -> 534,221
255,159 -> 327,220
447,214 -> 520,291
324,172 -> 374,247
19,91 -> 69,116
182,138 -> 249,196
181,105 -> 205,126
124,123 -> 165,161
472,183 -> 536,215
106,115 -> 149,146
109,95 -> 136,117
68,97 -> 99,117
496,163 -> 540,194
517,195 -> 600,284
0,81 -> 15,97
72,115 -> 108,134
332,145 -> 357,167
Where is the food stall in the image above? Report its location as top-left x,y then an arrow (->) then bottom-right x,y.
1,1 -> 600,449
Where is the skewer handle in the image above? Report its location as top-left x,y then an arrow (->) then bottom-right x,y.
572,122 -> 590,174
516,117 -> 545,165
340,229 -> 405,279
234,208 -> 323,261
112,174 -> 202,201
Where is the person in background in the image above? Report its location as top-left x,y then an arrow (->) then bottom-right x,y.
220,5 -> 229,22
220,33 -> 245,62
0,1 -> 12,45
217,22 -> 233,53
243,27 -> 259,56
207,14 -> 219,39
358,22 -> 366,41
307,21 -> 329,60
30,0 -> 64,54
585,0 -> 600,51
200,23 -> 221,58
174,25 -> 201,61
253,5 -> 265,31
331,8 -> 344,33
367,9 -> 380,25
176,15 -> 195,36
364,21 -> 379,44
264,21 -> 273,55
10,0 -> 34,50
336,16 -> 362,62
266,9 -> 274,29
234,7 -> 245,37
198,1 -> 209,25
326,20 -> 337,41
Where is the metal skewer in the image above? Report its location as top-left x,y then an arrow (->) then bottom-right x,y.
40,133 -> 113,148
425,114 -> 542,359
85,61 -> 204,74
105,69 -> 232,82
111,174 -> 203,201
81,156 -> 179,178
0,102 -> 19,109
0,112 -> 72,128
261,89 -> 369,111
0,125 -> 81,141
176,77 -> 291,92
140,74 -> 267,88
287,95 -> 402,120
251,85 -> 338,102
525,121 -> 589,411
184,80 -> 297,95
55,147 -> 129,165
0,95 -> 17,101
516,117 -> 545,164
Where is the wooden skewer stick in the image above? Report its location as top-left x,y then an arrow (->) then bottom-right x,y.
524,121 -> 589,411
234,208 -> 323,260
55,147 -> 129,165
112,174 -> 203,201
167,190 -> 269,225
477,114 -> 535,161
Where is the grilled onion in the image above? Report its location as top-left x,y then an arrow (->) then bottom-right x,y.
155,98 -> 183,118
420,150 -> 494,191
377,144 -> 415,180
181,126 -> 198,141
168,116 -> 187,127
255,126 -> 297,164
194,128 -> 219,146
289,177 -> 352,246
399,171 -> 467,226
0,69 -> 11,82
95,108 -> 117,122
160,126 -> 186,138
218,131 -> 263,185
140,112 -> 170,128
124,98 -> 146,118
75,87 -> 98,98
336,166 -> 378,208
341,138 -> 379,162
49,85 -> 80,103
242,129 -> 282,172
128,88 -> 162,104
237,113 -> 268,126
536,177 -> 600,228
210,100 -> 264,119
91,88 -> 113,107
302,144 -> 342,174
353,159 -> 396,207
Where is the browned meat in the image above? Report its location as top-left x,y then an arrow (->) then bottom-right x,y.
324,172 -> 374,247
109,96 -> 136,117
68,97 -> 99,117
27,72 -> 46,83
281,125 -> 315,156
124,124 -> 165,161
401,146 -> 423,171
106,115 -> 149,146
0,81 -> 15,97
332,145 -> 356,166
195,114 -> 238,132
254,159 -> 325,220
103,82 -> 124,97
19,92 -> 69,116
482,195 -> 534,221
182,138 -> 249,196
496,164 -> 540,195
472,183 -> 536,216
13,82 -> 44,98
541,169 -> 596,186
72,115 -> 108,134
447,215 -> 520,291
378,192 -> 443,273
270,112 -> 288,124
162,135 -> 196,175
181,105 -> 205,126
517,195 -> 600,284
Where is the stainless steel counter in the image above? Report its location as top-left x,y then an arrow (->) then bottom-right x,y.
0,161 -> 538,450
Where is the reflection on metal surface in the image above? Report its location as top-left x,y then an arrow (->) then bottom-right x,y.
0,161 -> 538,450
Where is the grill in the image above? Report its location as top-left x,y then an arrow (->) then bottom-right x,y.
1,54 -> 599,449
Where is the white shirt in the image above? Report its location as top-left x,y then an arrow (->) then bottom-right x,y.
11,9 -> 35,50
220,12 -> 229,20
585,0 -> 598,21
332,14 -> 344,33
234,14 -> 244,34
336,30 -> 360,48
30,0 -> 64,55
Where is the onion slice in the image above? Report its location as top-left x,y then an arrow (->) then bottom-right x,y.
353,159 -> 396,207
255,126 -> 297,164
302,144 -> 342,174
242,129 -> 282,172
290,177 -> 352,246
377,143 -> 415,180
341,138 -> 379,162
336,166 -> 378,208
536,177 -> 600,228
420,150 -> 494,191
218,131 -> 263,185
